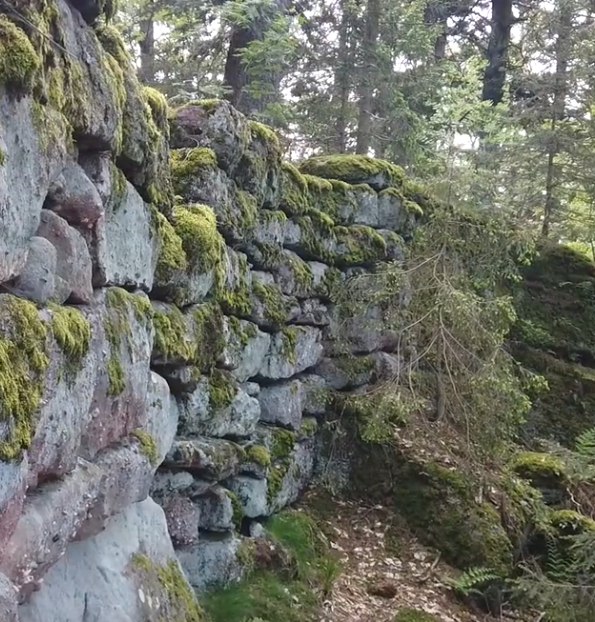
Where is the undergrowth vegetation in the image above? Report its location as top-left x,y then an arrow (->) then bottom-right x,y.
203,510 -> 340,622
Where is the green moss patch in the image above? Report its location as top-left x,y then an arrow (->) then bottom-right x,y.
203,509 -> 337,622
131,429 -> 159,465
0,15 -> 40,91
393,610 -> 439,622
130,554 -> 206,621
511,243 -> 595,445
208,369 -> 237,410
0,295 -> 49,461
508,451 -> 567,489
334,224 -> 387,266
104,288 -> 153,396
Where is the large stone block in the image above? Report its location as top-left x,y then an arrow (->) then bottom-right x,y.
36,210 -> 94,303
178,375 -> 261,439
18,498 -> 203,622
258,326 -> 323,380
176,532 -> 245,591
0,94 -> 66,283
163,438 -> 245,481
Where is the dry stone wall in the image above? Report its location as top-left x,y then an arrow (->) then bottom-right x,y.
0,1 -> 428,620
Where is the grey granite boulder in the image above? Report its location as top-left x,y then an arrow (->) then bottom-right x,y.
221,317 -> 271,382
0,94 -> 66,283
179,376 -> 261,439
93,180 -> 159,291
170,100 -> 250,172
163,439 -> 245,481
196,485 -> 235,532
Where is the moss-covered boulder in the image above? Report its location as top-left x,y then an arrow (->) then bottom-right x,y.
512,243 -> 595,445
352,446 -> 514,574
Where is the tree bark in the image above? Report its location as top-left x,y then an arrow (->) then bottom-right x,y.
481,0 -> 514,104
355,0 -> 381,155
139,12 -> 155,85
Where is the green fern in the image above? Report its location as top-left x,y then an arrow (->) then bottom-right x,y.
444,566 -> 502,597
575,427 -> 595,461
545,534 -> 574,582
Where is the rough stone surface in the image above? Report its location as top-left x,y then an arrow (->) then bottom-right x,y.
196,485 -> 234,532
170,101 -> 250,172
93,181 -> 158,291
221,318 -> 271,382
18,498 -> 201,622
10,237 -> 57,304
36,210 -> 94,304
258,380 -> 304,430
179,377 -> 261,439
258,327 -> 323,380
0,95 -> 65,283
177,532 -> 245,591
163,439 -> 244,481
45,159 -> 103,230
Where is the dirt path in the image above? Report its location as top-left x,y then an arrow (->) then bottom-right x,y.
300,493 -> 498,622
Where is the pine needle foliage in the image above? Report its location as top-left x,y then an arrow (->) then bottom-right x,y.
333,204 -> 539,458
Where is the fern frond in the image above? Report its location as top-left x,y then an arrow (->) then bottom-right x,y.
444,566 -> 502,596
575,427 -> 595,461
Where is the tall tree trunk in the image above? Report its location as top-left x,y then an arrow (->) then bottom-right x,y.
223,0 -> 290,120
331,0 -> 353,153
355,0 -> 381,155
542,0 -> 571,236
139,1 -> 155,84
481,0 -> 514,104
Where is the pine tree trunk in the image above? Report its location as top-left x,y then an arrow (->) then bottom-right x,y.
481,0 -> 513,104
355,0 -> 381,155
139,4 -> 155,85
223,0 -> 290,120
542,0 -> 571,236
331,1 -> 353,153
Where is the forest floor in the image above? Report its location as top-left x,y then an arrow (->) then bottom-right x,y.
300,491 -> 507,622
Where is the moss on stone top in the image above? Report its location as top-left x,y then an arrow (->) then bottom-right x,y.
248,120 -> 281,155
511,243 -> 595,446
252,280 -> 288,328
247,444 -> 272,467
171,147 -> 218,183
0,295 -> 49,461
279,162 -> 310,215
270,428 -> 296,461
153,305 -> 195,363
104,288 -> 153,396
299,154 -> 406,188
143,86 -> 168,127
0,15 -> 40,91
192,302 -> 226,372
152,208 -> 188,283
548,509 -> 595,535
334,224 -> 387,266
508,451 -> 567,488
